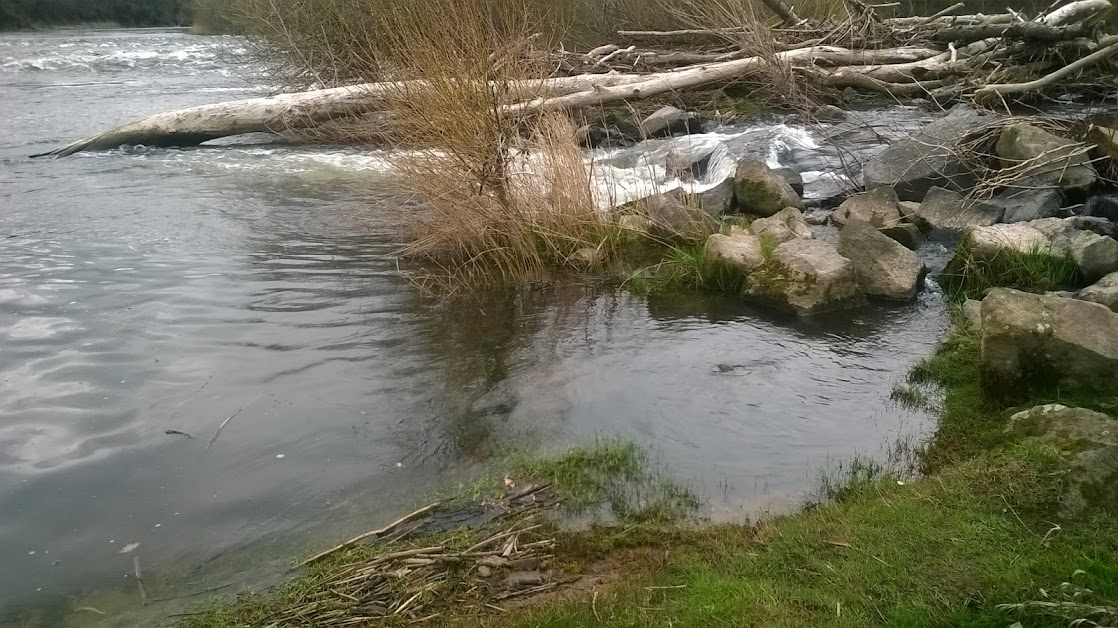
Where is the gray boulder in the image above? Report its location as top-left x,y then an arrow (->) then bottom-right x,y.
639,106 -> 704,139
672,177 -> 736,218
914,187 -> 1003,233
879,223 -> 924,250
743,239 -> 864,315
749,207 -> 813,245
986,186 -> 1063,223
996,124 -> 1097,191
962,299 -> 983,333
838,219 -> 925,300
833,187 -> 902,227
863,104 -> 994,201
1005,404 -> 1118,517
772,167 -> 805,197
638,193 -> 719,239
735,157 -> 803,217
963,218 -> 1118,282
1078,272 -> 1118,312
706,232 -> 765,274
980,288 -> 1118,393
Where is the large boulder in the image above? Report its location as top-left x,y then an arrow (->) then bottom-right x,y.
962,218 -> 1118,283
637,193 -> 719,239
838,219 -> 925,300
1005,404 -> 1118,517
639,106 -> 704,139
862,104 -> 995,201
980,288 -> 1118,393
735,157 -> 803,217
672,177 -> 736,218
986,186 -> 1063,224
706,232 -> 765,274
996,123 -> 1097,191
832,187 -> 902,227
743,239 -> 864,315
772,167 -> 804,197
1078,272 -> 1118,312
913,187 -> 1004,233
749,207 -> 813,245
879,223 -> 924,250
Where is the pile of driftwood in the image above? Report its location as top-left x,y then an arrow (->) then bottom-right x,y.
34,0 -> 1117,157
197,484 -> 562,627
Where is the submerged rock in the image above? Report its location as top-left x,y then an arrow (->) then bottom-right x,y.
980,288 -> 1118,393
639,105 -> 704,139
862,104 -> 994,201
743,239 -> 864,315
1006,404 -> 1118,518
1078,272 -> 1118,312
838,219 -> 925,300
706,232 -> 765,273
638,193 -> 718,239
996,123 -> 1097,191
749,207 -> 813,245
735,157 -> 803,217
833,187 -> 902,228
913,187 -> 1003,233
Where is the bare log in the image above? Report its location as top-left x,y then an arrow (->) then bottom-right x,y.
1039,0 -> 1113,25
975,37 -> 1118,100
757,0 -> 804,26
933,21 -> 1094,43
34,74 -> 655,157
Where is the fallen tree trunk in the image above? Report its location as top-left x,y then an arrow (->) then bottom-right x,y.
36,0 -> 1116,157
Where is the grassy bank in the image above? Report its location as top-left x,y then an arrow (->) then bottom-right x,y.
174,332 -> 1118,627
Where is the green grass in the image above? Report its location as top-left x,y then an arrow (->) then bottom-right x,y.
938,239 -> 1082,302
463,444 -> 1118,628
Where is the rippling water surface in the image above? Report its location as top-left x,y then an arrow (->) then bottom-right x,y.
1,28 -> 949,626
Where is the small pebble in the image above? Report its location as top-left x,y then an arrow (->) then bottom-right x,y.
275,454 -> 285,459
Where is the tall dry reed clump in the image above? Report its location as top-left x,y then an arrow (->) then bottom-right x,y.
368,0 -> 623,285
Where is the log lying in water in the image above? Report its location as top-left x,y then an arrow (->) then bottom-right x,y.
35,0 -> 1115,157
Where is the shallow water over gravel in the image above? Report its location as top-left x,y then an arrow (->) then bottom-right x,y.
1,28 -> 949,626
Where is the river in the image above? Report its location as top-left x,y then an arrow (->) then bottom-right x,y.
0,28 -> 949,626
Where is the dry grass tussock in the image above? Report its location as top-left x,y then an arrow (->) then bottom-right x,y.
363,0 -> 628,287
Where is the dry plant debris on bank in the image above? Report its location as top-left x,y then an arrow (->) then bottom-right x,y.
178,484 -> 565,627
35,0 -> 1118,156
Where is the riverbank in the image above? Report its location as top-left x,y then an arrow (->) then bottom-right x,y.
172,327 -> 1118,627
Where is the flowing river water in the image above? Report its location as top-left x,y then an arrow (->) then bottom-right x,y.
1,28 -> 952,626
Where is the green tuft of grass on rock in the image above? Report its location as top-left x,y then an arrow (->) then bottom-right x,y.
939,240 -> 1082,302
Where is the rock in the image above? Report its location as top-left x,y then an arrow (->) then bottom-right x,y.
639,105 -> 704,139
813,104 -> 847,122
1089,124 -> 1118,163
1005,404 -> 1118,517
743,239 -> 864,315
833,187 -> 902,227
477,565 -> 493,578
897,200 -> 922,226
986,186 -> 1063,223
963,218 -> 1118,282
1078,272 -> 1118,312
772,167 -> 804,197
803,210 -> 831,226
749,207 -> 814,245
618,214 -> 653,233
996,124 -> 1097,191
569,247 -> 602,267
863,104 -> 994,201
638,193 -> 718,239
706,232 -> 765,273
962,298 -> 982,333
838,219 -> 925,300
980,288 -> 1118,393
672,177 -> 736,218
1068,215 -> 1118,240
879,223 -> 924,250
665,143 -> 720,181
914,187 -> 1003,233
1082,194 -> 1118,222
735,157 -> 803,217
576,121 -> 639,148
